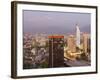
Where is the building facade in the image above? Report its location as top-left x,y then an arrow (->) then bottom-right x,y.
67,35 -> 76,52
83,33 -> 90,55
48,36 -> 64,67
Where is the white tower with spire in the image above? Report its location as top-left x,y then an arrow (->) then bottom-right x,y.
76,24 -> 80,48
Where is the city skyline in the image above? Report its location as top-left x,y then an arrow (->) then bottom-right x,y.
23,10 -> 91,34
23,10 -> 91,69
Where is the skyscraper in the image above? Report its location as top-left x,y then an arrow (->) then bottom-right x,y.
48,36 -> 64,67
83,33 -> 90,55
67,35 -> 76,52
76,24 -> 80,48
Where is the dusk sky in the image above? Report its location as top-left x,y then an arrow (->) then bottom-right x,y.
23,10 -> 91,34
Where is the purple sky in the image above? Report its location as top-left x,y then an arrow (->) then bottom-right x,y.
23,10 -> 91,34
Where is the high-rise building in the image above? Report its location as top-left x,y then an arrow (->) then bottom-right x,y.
83,33 -> 91,55
83,33 -> 90,55
76,24 -> 80,48
48,36 -> 64,67
67,35 -> 76,52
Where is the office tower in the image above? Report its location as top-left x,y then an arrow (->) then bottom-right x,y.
48,36 -> 64,67
76,24 -> 80,48
67,35 -> 76,52
83,33 -> 89,55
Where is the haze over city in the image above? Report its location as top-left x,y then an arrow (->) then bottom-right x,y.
23,10 -> 91,34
